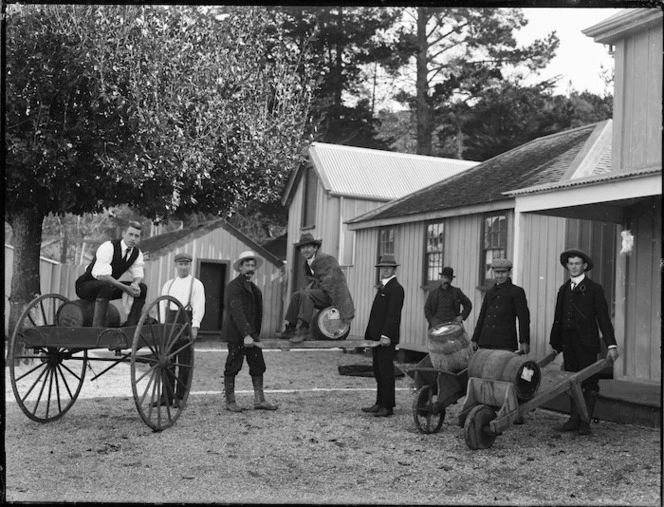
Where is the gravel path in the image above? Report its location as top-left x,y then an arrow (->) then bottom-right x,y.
5,345 -> 661,505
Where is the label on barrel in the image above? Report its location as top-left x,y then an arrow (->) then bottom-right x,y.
328,309 -> 339,320
521,366 -> 534,382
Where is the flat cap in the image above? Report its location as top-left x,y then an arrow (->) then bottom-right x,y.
174,252 -> 192,263
491,258 -> 513,269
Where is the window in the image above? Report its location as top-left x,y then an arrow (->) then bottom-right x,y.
424,221 -> 445,284
481,212 -> 508,283
301,166 -> 317,228
376,227 -> 395,280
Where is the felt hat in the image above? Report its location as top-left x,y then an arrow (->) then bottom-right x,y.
491,258 -> 513,270
375,254 -> 399,267
233,250 -> 263,272
174,252 -> 192,263
440,266 -> 455,278
294,232 -> 322,249
560,248 -> 593,271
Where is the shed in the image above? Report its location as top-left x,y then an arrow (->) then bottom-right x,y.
139,218 -> 285,338
280,142 -> 477,322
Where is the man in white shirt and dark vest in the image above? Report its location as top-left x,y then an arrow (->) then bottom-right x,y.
75,221 -> 147,327
156,252 -> 206,407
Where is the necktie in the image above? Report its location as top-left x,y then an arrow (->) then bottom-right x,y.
571,281 -> 576,290
123,248 -> 131,262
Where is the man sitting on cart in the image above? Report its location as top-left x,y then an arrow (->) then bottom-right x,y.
75,220 -> 147,327
275,232 -> 355,343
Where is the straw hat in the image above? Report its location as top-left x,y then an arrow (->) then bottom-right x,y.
233,251 -> 263,272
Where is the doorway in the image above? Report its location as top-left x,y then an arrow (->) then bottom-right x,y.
199,260 -> 229,333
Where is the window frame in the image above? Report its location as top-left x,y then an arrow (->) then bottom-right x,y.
301,166 -> 317,229
423,220 -> 445,286
480,212 -> 509,285
376,226 -> 396,282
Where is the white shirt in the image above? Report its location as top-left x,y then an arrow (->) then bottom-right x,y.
161,274 -> 206,328
307,254 -> 316,274
91,239 -> 144,280
381,275 -> 396,287
570,273 -> 585,289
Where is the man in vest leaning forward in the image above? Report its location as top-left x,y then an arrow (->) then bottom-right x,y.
75,220 -> 147,327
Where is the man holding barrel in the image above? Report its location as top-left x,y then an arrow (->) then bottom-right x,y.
424,266 -> 472,329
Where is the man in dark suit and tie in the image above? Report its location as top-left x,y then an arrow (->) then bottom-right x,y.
550,248 -> 620,435
361,254 -> 405,418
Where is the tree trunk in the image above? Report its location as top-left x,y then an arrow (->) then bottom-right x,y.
6,207 -> 46,337
415,7 -> 432,156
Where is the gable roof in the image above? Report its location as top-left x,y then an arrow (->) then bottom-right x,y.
282,142 -> 478,205
139,218 -> 283,267
347,121 -> 611,228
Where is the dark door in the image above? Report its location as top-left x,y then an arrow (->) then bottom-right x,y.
199,261 -> 228,331
291,247 -> 306,296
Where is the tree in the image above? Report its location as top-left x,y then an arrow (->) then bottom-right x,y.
5,4 -> 314,330
383,7 -> 559,155
275,6 -> 400,149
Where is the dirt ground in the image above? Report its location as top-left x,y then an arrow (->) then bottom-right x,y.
4,343 -> 662,505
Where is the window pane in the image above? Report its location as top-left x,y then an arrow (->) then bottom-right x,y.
425,222 -> 444,283
482,213 -> 507,283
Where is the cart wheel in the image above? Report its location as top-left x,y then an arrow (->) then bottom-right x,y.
130,295 -> 194,431
464,404 -> 498,450
412,385 -> 445,434
8,294 -> 88,422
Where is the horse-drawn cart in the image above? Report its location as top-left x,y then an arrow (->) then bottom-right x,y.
8,293 -> 194,431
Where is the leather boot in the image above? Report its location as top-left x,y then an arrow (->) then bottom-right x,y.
252,376 -> 278,410
578,390 -> 598,436
92,298 -> 109,328
124,298 -> 145,326
224,376 -> 243,412
557,397 -> 580,432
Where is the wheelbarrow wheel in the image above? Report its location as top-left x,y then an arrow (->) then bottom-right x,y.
412,385 -> 445,434
464,404 -> 498,450
8,293 -> 88,422
130,295 -> 194,431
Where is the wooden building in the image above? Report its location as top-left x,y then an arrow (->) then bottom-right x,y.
139,219 -> 285,338
280,142 -> 477,320
346,8 -> 661,385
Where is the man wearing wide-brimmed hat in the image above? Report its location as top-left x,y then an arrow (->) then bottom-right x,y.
550,248 -> 619,435
221,251 -> 277,412
423,266 -> 472,329
275,232 -> 355,343
361,254 -> 405,418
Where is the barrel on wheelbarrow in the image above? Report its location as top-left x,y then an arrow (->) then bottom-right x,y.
311,306 -> 351,340
468,349 -> 541,401
56,299 -> 121,328
427,322 -> 473,373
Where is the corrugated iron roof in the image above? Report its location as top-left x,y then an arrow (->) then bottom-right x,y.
309,143 -> 478,201
347,122 -> 607,225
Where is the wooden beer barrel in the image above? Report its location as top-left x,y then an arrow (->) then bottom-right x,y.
311,306 -> 350,340
427,323 -> 473,373
468,349 -> 541,401
56,299 -> 121,328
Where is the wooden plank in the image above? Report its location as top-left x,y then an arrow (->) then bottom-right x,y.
256,339 -> 380,350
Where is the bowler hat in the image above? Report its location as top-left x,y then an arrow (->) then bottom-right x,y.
174,252 -> 192,263
560,248 -> 593,271
294,232 -> 322,249
375,254 -> 399,267
440,267 -> 455,278
233,250 -> 263,272
491,258 -> 513,270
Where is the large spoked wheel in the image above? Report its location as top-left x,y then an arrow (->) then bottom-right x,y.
130,295 -> 194,431
464,404 -> 498,450
8,294 -> 88,422
412,385 -> 445,434
311,306 -> 351,340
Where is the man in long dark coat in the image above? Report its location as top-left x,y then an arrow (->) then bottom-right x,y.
550,248 -> 619,435
361,254 -> 405,418
222,251 -> 277,412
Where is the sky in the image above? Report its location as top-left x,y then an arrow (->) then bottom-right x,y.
517,8 -> 624,96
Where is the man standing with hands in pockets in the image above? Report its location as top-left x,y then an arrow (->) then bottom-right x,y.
361,254 -> 405,418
